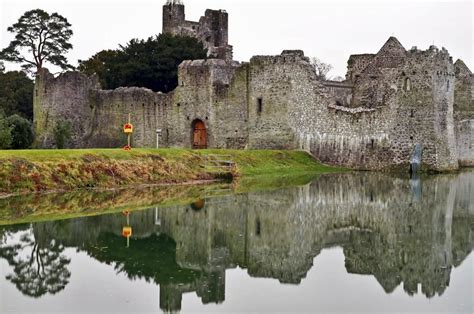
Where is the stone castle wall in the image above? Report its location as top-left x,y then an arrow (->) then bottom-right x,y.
457,120 -> 474,166
454,59 -> 474,166
346,54 -> 375,82
33,40 -> 472,171
167,59 -> 248,149
33,69 -> 100,148
87,88 -> 170,148
33,2 -> 473,171
34,69 -> 171,149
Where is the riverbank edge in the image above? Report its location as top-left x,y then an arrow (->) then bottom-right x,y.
0,148 -> 345,197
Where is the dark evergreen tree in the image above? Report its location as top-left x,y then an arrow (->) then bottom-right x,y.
0,112 -> 12,149
0,71 -> 34,120
78,34 -> 208,93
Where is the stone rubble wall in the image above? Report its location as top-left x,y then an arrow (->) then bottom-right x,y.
390,47 -> 459,171
167,59 -> 248,148
454,59 -> 474,166
456,120 -> 474,166
346,54 -> 375,82
87,88 -> 170,148
33,69 -> 100,148
322,81 -> 353,106
33,40 -> 472,171
34,69 -> 171,148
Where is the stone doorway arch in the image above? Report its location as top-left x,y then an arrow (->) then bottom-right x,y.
192,119 -> 207,149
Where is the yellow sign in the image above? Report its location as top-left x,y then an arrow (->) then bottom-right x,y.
123,123 -> 133,134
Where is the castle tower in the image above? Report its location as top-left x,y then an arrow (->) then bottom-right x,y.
162,0 -> 185,35
161,0 -> 233,61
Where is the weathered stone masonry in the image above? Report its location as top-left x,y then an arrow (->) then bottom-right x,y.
454,59 -> 474,166
33,1 -> 473,172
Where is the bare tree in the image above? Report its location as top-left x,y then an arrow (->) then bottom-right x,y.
331,75 -> 345,82
311,57 -> 333,81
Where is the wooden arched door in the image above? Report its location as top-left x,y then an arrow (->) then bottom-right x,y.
192,120 -> 207,149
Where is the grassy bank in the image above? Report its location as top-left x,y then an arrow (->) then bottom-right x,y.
0,183 -> 229,225
0,148 -> 344,196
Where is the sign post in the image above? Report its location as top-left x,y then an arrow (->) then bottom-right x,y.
122,210 -> 132,248
123,113 -> 133,150
156,129 -> 162,149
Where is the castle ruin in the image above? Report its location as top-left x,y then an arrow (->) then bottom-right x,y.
33,1 -> 474,172
162,0 -> 232,61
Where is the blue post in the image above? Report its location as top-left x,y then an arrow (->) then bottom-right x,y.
410,144 -> 423,175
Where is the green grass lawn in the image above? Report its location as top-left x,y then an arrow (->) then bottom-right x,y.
0,148 -> 193,161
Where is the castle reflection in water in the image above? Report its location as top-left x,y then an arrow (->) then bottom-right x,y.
0,172 -> 472,312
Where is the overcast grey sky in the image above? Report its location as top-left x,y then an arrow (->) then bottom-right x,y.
1,0 -> 472,77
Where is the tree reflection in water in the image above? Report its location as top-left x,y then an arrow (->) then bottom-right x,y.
0,226 -> 71,298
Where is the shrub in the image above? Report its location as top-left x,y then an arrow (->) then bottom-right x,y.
0,113 -> 12,149
53,121 -> 72,149
6,114 -> 34,149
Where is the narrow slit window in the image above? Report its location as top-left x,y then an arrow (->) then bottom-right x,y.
257,97 -> 263,114
404,78 -> 411,91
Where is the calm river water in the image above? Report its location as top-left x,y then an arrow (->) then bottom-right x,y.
0,171 -> 473,313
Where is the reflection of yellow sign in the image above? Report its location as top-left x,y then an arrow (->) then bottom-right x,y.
191,199 -> 205,211
122,226 -> 132,238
